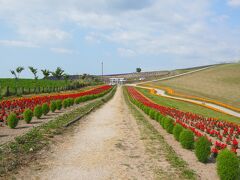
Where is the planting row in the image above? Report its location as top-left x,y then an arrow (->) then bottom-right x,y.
126,86 -> 239,180
0,85 -> 112,127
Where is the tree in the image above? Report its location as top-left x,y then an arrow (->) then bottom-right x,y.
51,67 -> 64,80
41,69 -> 51,79
82,73 -> 87,79
29,66 -> 38,80
10,70 -> 17,79
136,68 -> 141,73
16,66 -> 24,78
63,74 -> 70,84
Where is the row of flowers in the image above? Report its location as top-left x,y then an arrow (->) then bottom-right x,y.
126,86 -> 239,155
141,83 -> 240,113
0,85 -> 112,124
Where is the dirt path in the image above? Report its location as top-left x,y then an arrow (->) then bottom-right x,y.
15,87 -> 168,179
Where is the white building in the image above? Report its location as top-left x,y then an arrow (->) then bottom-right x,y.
109,78 -> 126,85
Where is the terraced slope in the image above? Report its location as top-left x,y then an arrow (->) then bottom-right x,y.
146,63 -> 240,108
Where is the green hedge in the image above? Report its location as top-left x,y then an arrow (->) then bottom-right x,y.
7,113 -> 19,128
173,124 -> 183,141
34,105 -> 43,119
217,149 -> 239,180
23,109 -> 33,123
179,129 -> 195,149
50,101 -> 57,112
42,103 -> 50,115
164,117 -> 175,134
195,136 -> 211,163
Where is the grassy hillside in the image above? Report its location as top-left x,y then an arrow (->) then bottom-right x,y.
144,63 -> 240,108
137,88 -> 240,124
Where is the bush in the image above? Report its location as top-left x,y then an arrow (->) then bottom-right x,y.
56,100 -> 62,110
63,99 -> 69,108
7,113 -> 19,128
23,109 -> 33,123
195,136 -> 211,163
158,116 -> 165,127
34,105 -> 42,119
173,124 -> 183,141
179,129 -> 195,149
75,97 -> 82,104
149,109 -> 156,119
50,101 -> 57,112
69,98 -> 74,106
217,149 -> 239,180
42,103 -> 50,115
143,106 -> 150,114
164,117 -> 174,134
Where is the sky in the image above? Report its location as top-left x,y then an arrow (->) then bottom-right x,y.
0,0 -> 240,78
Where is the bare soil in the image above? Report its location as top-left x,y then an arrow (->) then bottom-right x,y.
0,101 -> 93,145
13,87 -> 186,180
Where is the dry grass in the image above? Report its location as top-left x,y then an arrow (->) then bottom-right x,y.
148,63 -> 240,108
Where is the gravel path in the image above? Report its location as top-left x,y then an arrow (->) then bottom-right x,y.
16,87 -> 171,180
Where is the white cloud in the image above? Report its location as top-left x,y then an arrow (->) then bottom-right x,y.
228,0 -> 240,6
50,48 -> 74,54
0,40 -> 38,48
0,0 -> 239,63
117,48 -> 136,57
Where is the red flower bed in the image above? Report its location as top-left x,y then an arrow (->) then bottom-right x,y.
127,87 -> 239,153
0,85 -> 111,124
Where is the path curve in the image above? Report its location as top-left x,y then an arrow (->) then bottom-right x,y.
132,85 -> 240,118
128,65 -> 240,118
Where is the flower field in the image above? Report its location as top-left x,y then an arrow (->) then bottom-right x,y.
126,86 -> 239,155
0,85 -> 112,125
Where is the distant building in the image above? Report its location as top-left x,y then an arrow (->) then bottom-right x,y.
109,78 -> 126,85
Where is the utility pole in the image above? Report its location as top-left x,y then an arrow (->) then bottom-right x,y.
101,61 -> 103,82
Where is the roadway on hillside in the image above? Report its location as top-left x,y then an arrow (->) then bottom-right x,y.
130,66 -> 240,118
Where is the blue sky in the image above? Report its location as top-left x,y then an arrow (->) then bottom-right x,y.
0,0 -> 240,78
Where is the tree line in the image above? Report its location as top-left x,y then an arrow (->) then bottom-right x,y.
10,66 -> 68,80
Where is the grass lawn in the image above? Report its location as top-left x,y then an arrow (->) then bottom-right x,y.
145,63 -> 240,108
137,87 -> 240,124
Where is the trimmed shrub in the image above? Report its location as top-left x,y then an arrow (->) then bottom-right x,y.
50,101 -> 57,112
179,129 -> 195,149
23,109 -> 33,123
154,112 -> 160,121
217,149 -> 239,180
42,103 -> 50,115
143,106 -> 150,114
34,105 -> 42,119
63,99 -> 69,108
56,100 -> 62,110
159,116 -> 165,127
75,97 -> 82,104
7,113 -> 19,129
164,117 -> 174,134
156,113 -> 163,123
149,109 -> 156,119
195,136 -> 211,163
69,98 -> 75,106
173,124 -> 183,141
